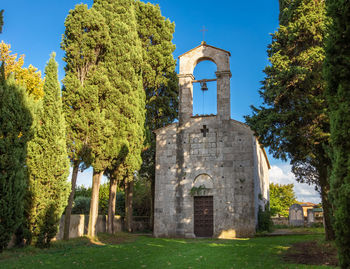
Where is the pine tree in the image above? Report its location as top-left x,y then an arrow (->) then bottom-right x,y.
324,0 -> 350,266
93,0 -> 146,233
0,70 -> 32,252
61,3 -> 110,240
26,54 -> 70,247
245,0 -> 335,240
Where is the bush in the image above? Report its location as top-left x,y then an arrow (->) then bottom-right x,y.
72,181 -> 151,217
74,185 -> 91,198
72,196 -> 90,214
257,203 -> 273,232
98,183 -> 109,215
133,180 -> 151,216
115,192 -> 125,217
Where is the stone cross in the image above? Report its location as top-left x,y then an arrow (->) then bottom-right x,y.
201,125 -> 209,137
200,26 -> 208,42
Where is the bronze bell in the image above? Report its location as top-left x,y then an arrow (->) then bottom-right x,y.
200,81 -> 208,91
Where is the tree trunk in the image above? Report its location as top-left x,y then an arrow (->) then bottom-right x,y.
63,161 -> 80,240
87,169 -> 103,237
107,175 -> 117,234
125,180 -> 134,232
151,177 -> 155,231
319,166 -> 335,241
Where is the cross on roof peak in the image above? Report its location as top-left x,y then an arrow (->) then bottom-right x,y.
200,26 -> 208,42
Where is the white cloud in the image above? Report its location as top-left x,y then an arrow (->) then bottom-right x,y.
269,164 -> 321,204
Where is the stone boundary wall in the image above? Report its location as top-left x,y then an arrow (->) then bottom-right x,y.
271,217 -> 289,226
271,216 -> 324,226
7,215 -> 150,248
55,215 -> 151,240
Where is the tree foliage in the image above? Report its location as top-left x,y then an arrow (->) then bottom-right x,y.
269,183 -> 297,217
93,0 -> 146,232
93,0 -> 145,183
62,3 -> 111,169
0,72 -> 32,252
135,1 -> 178,229
136,1 -> 178,179
324,0 -> 350,267
245,0 -> 334,240
0,42 -> 44,99
26,54 -> 70,247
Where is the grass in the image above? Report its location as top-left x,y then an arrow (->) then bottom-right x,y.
0,230 -> 338,269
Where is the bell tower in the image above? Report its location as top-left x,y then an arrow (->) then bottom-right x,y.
178,41 -> 232,124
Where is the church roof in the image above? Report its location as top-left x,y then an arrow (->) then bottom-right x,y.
178,41 -> 231,58
261,146 -> 271,170
153,122 -> 178,134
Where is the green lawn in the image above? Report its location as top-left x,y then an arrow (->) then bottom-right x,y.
0,232 -> 336,269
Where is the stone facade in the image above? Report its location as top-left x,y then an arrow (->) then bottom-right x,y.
154,42 -> 270,238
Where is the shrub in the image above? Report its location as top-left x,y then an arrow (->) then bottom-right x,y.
115,192 -> 125,217
257,203 -> 273,232
72,196 -> 91,215
133,180 -> 151,216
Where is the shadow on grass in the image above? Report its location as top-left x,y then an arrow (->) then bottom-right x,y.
0,232 -> 136,261
0,232 -> 337,269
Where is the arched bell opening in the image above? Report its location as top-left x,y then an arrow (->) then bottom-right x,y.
192,60 -> 217,116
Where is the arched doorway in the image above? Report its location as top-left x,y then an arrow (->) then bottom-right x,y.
193,174 -> 213,237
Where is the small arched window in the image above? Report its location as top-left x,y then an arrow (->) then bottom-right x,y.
193,173 -> 213,189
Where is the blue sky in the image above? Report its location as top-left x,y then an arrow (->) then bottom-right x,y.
0,0 -> 320,203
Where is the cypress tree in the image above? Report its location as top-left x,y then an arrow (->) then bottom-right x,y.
0,70 -> 32,251
93,0 -> 145,233
245,0 -> 335,240
26,54 -> 70,247
135,0 -> 178,230
61,4 -> 110,240
0,10 -> 4,33
324,0 -> 350,266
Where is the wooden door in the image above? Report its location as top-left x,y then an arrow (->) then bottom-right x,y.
194,196 -> 213,237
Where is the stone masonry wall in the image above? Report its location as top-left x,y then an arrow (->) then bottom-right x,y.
154,117 -> 261,238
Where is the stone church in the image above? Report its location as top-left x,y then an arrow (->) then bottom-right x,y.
153,42 -> 270,238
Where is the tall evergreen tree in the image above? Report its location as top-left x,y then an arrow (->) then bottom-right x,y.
136,0 -> 178,230
0,70 -> 32,252
26,54 -> 70,247
324,0 -> 350,266
245,0 -> 335,240
0,10 -> 4,33
93,0 -> 146,233
61,3 -> 110,240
